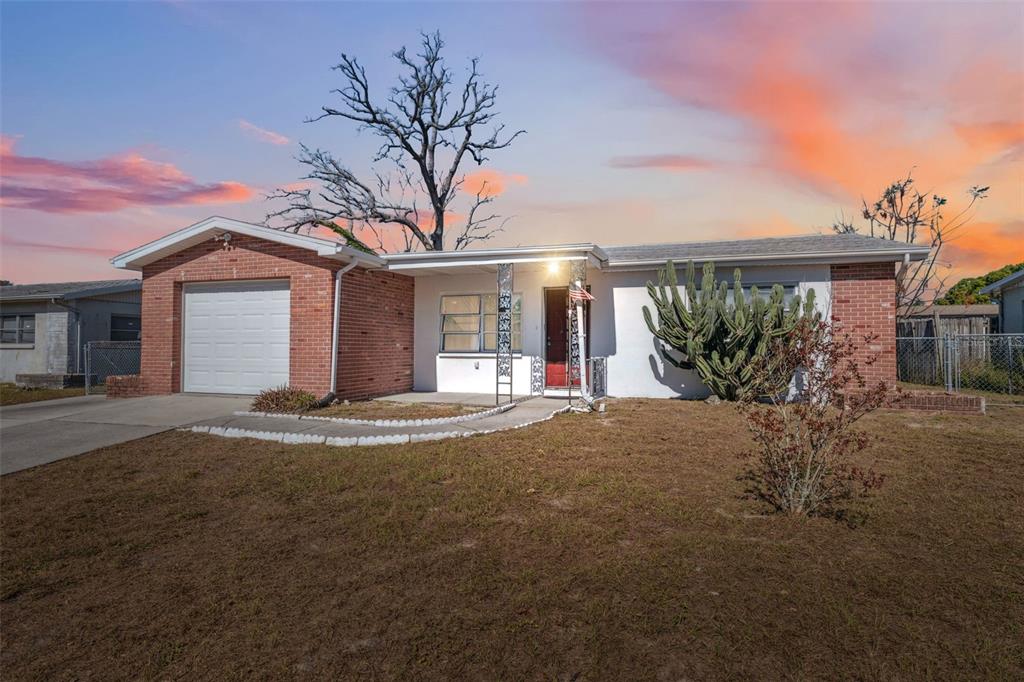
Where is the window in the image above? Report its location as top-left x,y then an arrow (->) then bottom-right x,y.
0,314 -> 35,345
110,315 -> 141,341
441,294 -> 522,352
739,284 -> 798,310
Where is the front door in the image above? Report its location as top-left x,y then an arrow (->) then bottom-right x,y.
544,287 -> 569,387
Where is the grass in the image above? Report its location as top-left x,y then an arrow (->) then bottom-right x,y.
2,400 -> 1022,679
0,382 -> 88,406
307,400 -> 486,421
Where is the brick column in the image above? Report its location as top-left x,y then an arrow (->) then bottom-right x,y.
830,262 -> 898,385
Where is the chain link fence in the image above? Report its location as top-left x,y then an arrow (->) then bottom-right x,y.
897,334 -> 1024,401
84,341 -> 141,394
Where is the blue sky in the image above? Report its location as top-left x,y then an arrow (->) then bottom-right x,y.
2,1 -> 1021,282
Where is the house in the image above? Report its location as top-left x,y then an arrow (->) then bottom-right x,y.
898,304 -> 1000,337
979,270 -> 1024,333
110,216 -> 929,400
0,280 -> 141,385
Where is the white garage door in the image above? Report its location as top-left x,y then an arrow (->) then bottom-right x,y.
183,280 -> 290,394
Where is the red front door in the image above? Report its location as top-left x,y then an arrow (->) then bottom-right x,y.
545,287 -> 569,387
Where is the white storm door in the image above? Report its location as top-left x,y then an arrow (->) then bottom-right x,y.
182,280 -> 290,394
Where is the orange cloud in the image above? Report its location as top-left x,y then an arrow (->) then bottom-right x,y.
462,169 -> 527,198
584,3 -> 1023,200
238,119 -> 290,146
943,221 -> 1024,274
0,137 -> 254,213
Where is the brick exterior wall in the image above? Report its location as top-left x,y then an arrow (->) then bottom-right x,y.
106,374 -> 144,398
830,262 -> 898,385
336,267 -> 415,400
135,232 -> 413,399
900,391 -> 985,414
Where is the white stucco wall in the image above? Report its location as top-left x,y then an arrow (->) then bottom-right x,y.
412,262 -> 832,399
0,304 -> 69,382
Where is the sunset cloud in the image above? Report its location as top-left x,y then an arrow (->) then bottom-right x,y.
462,169 -> 527,198
238,119 -> 291,146
0,136 -> 255,213
609,154 -> 713,172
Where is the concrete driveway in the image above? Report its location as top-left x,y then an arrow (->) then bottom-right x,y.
0,394 -> 251,475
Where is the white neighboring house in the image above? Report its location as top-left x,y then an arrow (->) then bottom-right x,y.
0,280 -> 141,385
979,270 -> 1024,333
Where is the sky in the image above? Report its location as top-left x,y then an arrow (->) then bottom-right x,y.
1,1 -> 1022,285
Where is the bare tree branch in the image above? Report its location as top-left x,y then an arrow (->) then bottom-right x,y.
265,32 -> 524,252
833,170 -> 989,317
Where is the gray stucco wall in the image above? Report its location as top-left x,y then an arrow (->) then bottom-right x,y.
0,291 -> 140,382
999,284 -> 1024,333
0,302 -> 70,382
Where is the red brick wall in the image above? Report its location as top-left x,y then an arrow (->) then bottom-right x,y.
335,267 -> 415,400
830,262 -> 898,385
138,232 -> 413,399
106,374 -> 144,398
900,391 -> 985,414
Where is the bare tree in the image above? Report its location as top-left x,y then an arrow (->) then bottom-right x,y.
832,171 -> 988,316
266,32 -> 524,253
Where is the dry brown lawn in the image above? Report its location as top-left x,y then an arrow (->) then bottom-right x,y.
2,400 -> 1022,680
307,400 -> 485,421
0,382 -> 87,406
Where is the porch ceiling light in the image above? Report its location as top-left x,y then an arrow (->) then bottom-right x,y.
547,260 -> 561,275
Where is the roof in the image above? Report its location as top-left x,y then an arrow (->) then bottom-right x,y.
111,216 -> 385,271
600,233 -> 931,267
0,279 -> 141,302
979,269 -> 1024,296
905,304 -> 999,317
110,217 -> 933,276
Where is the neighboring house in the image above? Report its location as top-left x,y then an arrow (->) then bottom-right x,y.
0,280 -> 141,384
111,216 -> 929,399
979,270 -> 1024,334
898,304 -> 1000,337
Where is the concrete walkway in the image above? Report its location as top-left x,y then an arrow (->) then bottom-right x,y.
190,397 -> 572,446
0,394 -> 251,475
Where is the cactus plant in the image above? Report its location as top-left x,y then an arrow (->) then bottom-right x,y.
643,260 -> 820,400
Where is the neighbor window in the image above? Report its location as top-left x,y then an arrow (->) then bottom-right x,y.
441,294 -> 522,352
0,314 -> 35,345
110,315 -> 141,341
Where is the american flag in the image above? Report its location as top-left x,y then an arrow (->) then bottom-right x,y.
569,287 -> 594,302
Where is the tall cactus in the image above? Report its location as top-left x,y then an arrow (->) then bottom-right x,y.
643,260 -> 820,400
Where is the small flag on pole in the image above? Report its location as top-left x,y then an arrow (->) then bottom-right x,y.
569,287 -> 594,302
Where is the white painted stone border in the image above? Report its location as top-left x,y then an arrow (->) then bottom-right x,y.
234,400 -> 516,428
183,404 -> 572,449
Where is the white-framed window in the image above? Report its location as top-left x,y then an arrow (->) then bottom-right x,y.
110,315 -> 141,341
440,293 -> 522,352
697,284 -> 799,309
0,314 -> 35,345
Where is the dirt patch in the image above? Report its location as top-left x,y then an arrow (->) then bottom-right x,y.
2,400 -> 1022,679
306,399 -> 485,421
0,382 -> 88,406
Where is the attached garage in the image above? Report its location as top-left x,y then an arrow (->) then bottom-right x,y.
111,217 -> 414,399
182,280 -> 290,394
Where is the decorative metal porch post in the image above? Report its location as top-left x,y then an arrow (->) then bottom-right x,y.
496,262 -> 514,405
568,260 -> 588,401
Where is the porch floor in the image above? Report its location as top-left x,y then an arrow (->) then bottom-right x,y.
377,392 -> 530,407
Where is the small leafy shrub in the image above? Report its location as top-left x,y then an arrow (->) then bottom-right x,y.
737,320 -> 900,517
251,385 -> 318,413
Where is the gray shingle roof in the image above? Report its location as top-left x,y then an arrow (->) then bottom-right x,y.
601,233 -> 927,264
0,279 -> 140,301
979,269 -> 1024,296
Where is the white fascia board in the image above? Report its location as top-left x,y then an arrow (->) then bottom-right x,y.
603,247 -> 931,270
384,244 -> 606,271
111,216 -> 384,271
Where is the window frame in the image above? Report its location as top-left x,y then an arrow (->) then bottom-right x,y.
0,313 -> 36,345
439,292 -> 523,354
110,314 -> 141,342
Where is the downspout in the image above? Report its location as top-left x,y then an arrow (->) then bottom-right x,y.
328,261 -> 360,399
